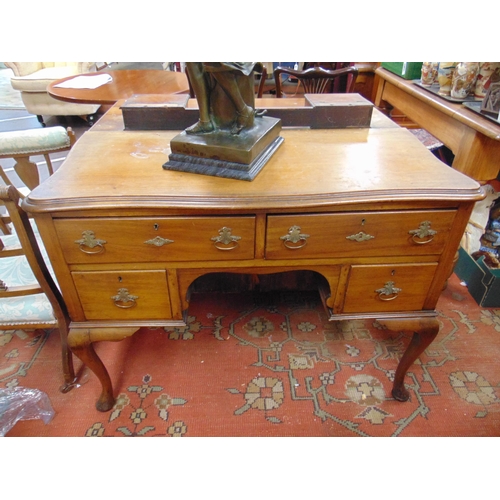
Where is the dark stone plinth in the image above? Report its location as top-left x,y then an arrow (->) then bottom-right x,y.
163,116 -> 283,181
164,136 -> 284,181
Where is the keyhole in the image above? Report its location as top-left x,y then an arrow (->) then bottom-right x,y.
391,270 -> 396,276
361,218 -> 366,226
154,223 -> 159,231
118,276 -> 123,282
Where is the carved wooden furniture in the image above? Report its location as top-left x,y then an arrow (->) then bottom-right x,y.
274,65 -> 359,97
1,185 -> 76,392
375,67 -> 500,182
22,104 -> 484,411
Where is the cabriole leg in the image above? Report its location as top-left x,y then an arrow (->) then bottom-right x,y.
67,327 -> 139,412
377,317 -> 440,402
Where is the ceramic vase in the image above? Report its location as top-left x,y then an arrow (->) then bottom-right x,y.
437,62 -> 457,95
474,62 -> 500,99
451,62 -> 480,99
421,62 -> 438,86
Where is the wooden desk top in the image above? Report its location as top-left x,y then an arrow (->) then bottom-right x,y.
48,70 -> 189,105
376,68 -> 500,142
24,110 -> 483,214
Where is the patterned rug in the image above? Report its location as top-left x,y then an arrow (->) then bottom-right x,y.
2,273 -> 500,437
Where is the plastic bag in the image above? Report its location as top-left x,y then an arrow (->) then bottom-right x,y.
0,387 -> 55,436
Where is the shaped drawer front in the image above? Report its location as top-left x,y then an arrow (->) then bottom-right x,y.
342,263 -> 438,313
265,211 -> 456,259
72,270 -> 172,320
55,216 -> 256,263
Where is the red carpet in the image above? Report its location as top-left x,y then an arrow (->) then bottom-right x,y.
2,273 -> 500,437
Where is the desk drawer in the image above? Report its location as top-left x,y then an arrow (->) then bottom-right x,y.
265,211 -> 456,259
55,216 -> 256,263
72,270 -> 172,320
342,263 -> 438,313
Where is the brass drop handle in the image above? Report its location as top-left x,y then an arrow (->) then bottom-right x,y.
375,281 -> 402,301
75,230 -> 107,254
280,225 -> 310,249
111,288 -> 138,309
211,227 -> 241,251
409,221 -> 437,245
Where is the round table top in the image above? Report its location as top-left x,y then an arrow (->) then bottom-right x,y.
48,69 -> 190,105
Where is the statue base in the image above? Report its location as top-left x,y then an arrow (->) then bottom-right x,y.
163,116 -> 283,181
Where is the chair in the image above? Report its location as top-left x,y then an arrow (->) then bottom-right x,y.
3,62 -> 100,126
0,126 -> 75,198
256,65 -> 268,98
0,185 -> 76,393
273,65 -> 359,97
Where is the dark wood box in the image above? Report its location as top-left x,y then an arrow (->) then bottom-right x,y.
121,93 -> 374,131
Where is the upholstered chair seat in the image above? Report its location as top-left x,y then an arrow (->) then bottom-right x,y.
0,220 -> 57,325
0,125 -> 75,196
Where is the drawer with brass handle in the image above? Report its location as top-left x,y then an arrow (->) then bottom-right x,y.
342,263 -> 438,313
55,216 -> 256,263
72,270 -> 172,320
265,210 -> 456,259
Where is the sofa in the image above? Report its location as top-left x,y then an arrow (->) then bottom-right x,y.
4,62 -> 100,126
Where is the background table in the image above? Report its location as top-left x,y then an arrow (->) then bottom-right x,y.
375,67 -> 500,183
48,70 -> 189,105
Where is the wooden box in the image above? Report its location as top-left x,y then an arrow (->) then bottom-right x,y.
121,94 -> 374,131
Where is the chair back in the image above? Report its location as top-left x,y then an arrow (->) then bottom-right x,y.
273,65 -> 358,97
0,185 -> 76,392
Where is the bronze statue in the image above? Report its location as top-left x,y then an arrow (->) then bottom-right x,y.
185,62 -> 263,136
164,62 -> 283,181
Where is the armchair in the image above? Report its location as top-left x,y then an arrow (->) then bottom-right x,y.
3,62 -> 100,126
273,65 -> 359,97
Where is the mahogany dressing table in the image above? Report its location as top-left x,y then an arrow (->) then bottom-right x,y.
23,103 -> 484,411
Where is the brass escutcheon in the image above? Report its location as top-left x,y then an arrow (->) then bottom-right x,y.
144,236 -> 174,247
375,281 -> 402,301
346,231 -> 375,242
111,288 -> 138,308
211,227 -> 241,250
280,225 -> 310,249
75,230 -> 107,254
409,221 -> 437,244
